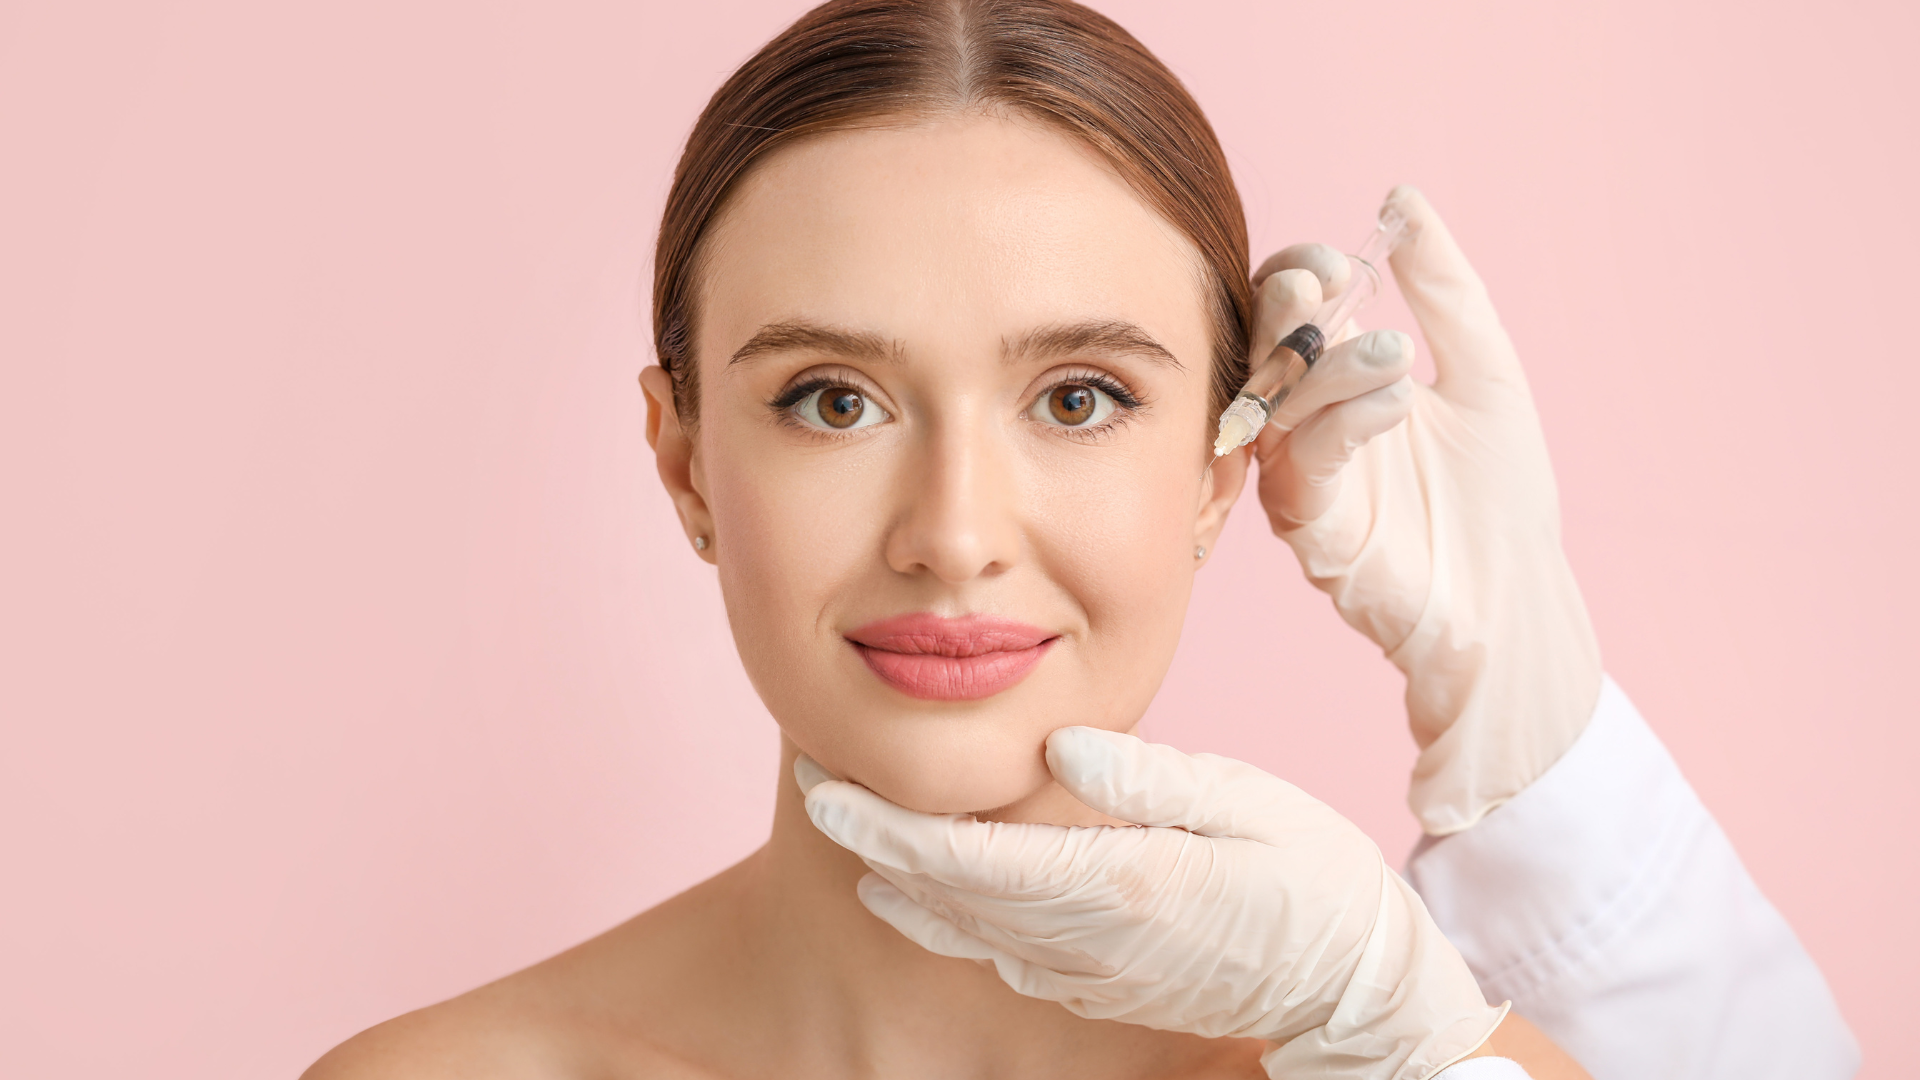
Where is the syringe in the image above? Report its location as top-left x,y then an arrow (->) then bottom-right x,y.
1211,206 -> 1410,457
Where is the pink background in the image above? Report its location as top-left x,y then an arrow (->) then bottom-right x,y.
2,0 -> 1914,1075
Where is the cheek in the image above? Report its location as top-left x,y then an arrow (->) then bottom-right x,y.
700,430 -> 888,698
1025,444 -> 1203,709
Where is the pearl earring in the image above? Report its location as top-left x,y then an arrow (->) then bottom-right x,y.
693,535 -> 709,551
1194,545 -> 1207,560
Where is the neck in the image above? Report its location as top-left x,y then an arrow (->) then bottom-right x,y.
710,735 -> 1260,1079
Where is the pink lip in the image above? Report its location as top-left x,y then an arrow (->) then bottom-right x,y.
845,613 -> 1058,702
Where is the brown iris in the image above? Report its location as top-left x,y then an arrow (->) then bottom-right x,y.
819,388 -> 865,428
1047,384 -> 1097,425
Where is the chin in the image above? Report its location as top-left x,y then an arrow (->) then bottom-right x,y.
815,719 -> 1064,815
869,745 -> 1058,816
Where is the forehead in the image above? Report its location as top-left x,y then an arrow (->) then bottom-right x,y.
695,115 -> 1210,359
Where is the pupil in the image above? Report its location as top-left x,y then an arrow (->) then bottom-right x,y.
1051,385 -> 1096,425
822,389 -> 864,428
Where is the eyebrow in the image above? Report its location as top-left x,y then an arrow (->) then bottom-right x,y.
1006,320 -> 1185,371
725,317 -> 1184,371
728,321 -> 903,366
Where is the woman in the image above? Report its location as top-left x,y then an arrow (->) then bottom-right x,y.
306,1 -> 1855,1077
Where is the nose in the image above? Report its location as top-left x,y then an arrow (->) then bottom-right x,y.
884,411 -> 1022,583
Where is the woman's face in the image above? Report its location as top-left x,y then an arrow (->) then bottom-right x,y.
645,115 -> 1245,814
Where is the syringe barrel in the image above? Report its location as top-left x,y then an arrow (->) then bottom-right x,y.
1237,329 -> 1317,411
1307,258 -> 1382,338
1211,204 -> 1409,456
1306,205 -> 1406,336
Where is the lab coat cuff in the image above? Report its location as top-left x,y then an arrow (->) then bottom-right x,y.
1403,674 -> 1690,997
1432,1059 -> 1532,1080
1404,675 -> 1858,1079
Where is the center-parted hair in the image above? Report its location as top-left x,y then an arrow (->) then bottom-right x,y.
653,0 -> 1251,423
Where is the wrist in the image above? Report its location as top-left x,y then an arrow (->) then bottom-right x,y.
1393,554 -> 1600,836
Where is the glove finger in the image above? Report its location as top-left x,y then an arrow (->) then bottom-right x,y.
1253,242 -> 1352,296
858,876 -> 1089,1009
806,779 -> 1084,897
1381,185 -> 1527,397
1262,378 -> 1416,530
1262,329 -> 1415,435
1044,727 -> 1325,845
864,864 -> 1128,991
1247,267 -> 1321,368
792,752 -> 835,794
866,860 -> 1133,979
855,873 -> 1006,963
992,958 -> 1090,1008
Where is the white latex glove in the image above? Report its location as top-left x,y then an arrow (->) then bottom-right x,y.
1249,187 -> 1602,835
798,727 -> 1507,1080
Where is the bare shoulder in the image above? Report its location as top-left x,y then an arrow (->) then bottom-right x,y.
303,860 -> 759,1080
299,995 -> 566,1080
301,995 -> 719,1079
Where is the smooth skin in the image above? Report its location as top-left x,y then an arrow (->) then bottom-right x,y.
305,115 -> 1587,1079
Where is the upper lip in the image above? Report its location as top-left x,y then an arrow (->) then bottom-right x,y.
844,613 -> 1056,656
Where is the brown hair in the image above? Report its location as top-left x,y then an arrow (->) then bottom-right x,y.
652,0 -> 1251,423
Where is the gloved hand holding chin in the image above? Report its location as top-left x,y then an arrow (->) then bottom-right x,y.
797,732 -> 1508,1080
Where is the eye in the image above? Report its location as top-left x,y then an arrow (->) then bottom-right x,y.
794,384 -> 890,431
1028,381 -> 1117,428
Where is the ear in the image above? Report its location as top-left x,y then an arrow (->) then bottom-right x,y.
640,365 -> 718,565
1193,445 -> 1249,567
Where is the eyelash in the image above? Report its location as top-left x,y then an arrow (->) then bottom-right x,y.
766,369 -> 1147,437
1032,371 -> 1144,440
769,374 -> 860,413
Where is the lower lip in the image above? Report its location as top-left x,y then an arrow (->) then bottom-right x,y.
853,640 -> 1055,701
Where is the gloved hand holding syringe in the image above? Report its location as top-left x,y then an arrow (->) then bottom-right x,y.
1213,206 -> 1410,456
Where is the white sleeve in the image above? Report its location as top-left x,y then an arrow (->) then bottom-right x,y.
1434,1058 -> 1533,1079
1406,676 -> 1859,1080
